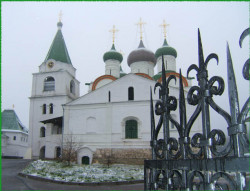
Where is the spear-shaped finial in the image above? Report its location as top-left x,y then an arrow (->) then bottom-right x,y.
227,42 -> 240,124
179,69 -> 187,133
161,55 -> 167,96
198,29 -> 205,70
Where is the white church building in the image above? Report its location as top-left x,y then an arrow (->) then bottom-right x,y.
29,19 -> 201,165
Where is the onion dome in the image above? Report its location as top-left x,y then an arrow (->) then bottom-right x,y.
155,39 -> 177,59
103,44 -> 123,63
127,40 -> 156,66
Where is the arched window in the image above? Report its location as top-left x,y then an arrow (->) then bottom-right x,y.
42,104 -> 46,114
70,80 -> 75,94
44,76 -> 55,91
49,103 -> 53,114
128,87 -> 134,101
40,127 -> 46,137
55,147 -> 61,158
125,120 -> 138,139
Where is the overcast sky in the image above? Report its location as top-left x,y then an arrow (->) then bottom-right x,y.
2,2 -> 249,133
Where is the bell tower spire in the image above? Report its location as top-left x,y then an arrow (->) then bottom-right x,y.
44,12 -> 72,65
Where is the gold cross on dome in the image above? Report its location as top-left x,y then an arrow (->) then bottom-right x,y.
59,11 -> 63,22
109,25 -> 119,44
136,18 -> 146,40
160,19 -> 169,39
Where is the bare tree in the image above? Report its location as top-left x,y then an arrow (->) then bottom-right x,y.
61,134 -> 80,166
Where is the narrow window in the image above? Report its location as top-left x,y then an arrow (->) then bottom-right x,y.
40,127 -> 46,137
49,103 -> 53,114
13,136 -> 16,140
70,80 -> 75,94
108,91 -> 111,102
125,120 -> 138,139
43,104 -> 46,114
128,87 -> 134,101
44,76 -> 55,91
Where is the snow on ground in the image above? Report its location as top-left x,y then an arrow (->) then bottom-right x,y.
22,160 -> 144,183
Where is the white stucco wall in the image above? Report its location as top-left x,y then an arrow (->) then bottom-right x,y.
105,59 -> 120,78
1,130 -> 29,158
130,61 -> 155,77
63,74 -> 202,164
29,59 -> 80,159
157,55 -> 176,72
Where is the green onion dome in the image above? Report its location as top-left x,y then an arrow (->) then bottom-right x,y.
155,39 -> 177,59
103,44 -> 123,63
127,40 -> 156,66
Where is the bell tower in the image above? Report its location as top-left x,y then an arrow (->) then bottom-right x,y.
29,14 -> 80,159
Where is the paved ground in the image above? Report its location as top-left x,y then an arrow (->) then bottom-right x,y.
1,159 -> 144,190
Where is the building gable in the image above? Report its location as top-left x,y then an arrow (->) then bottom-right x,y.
65,73 -> 157,106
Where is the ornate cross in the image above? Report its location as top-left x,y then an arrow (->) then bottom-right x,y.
160,19 -> 169,39
109,25 -> 119,44
136,18 -> 146,40
59,11 -> 63,22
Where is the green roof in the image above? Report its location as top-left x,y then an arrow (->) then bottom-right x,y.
103,44 -> 123,63
155,39 -> 177,58
1,109 -> 28,133
44,22 -> 72,64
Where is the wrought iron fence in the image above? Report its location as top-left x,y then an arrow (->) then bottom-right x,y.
144,28 -> 249,190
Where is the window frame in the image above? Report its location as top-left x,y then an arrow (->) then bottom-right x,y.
125,119 -> 138,139
44,76 -> 55,91
128,87 -> 134,101
49,103 -> 53,114
70,80 -> 75,95
40,127 -> 46,137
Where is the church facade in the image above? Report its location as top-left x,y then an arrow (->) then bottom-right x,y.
29,19 -> 201,165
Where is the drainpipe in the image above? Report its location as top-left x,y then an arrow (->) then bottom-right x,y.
61,105 -> 65,160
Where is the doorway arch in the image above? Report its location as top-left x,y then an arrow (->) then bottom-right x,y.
40,146 -> 45,159
82,156 -> 90,165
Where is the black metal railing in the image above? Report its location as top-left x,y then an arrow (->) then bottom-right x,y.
145,28 -> 249,190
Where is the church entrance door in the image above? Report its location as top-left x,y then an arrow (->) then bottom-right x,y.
82,156 -> 90,165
